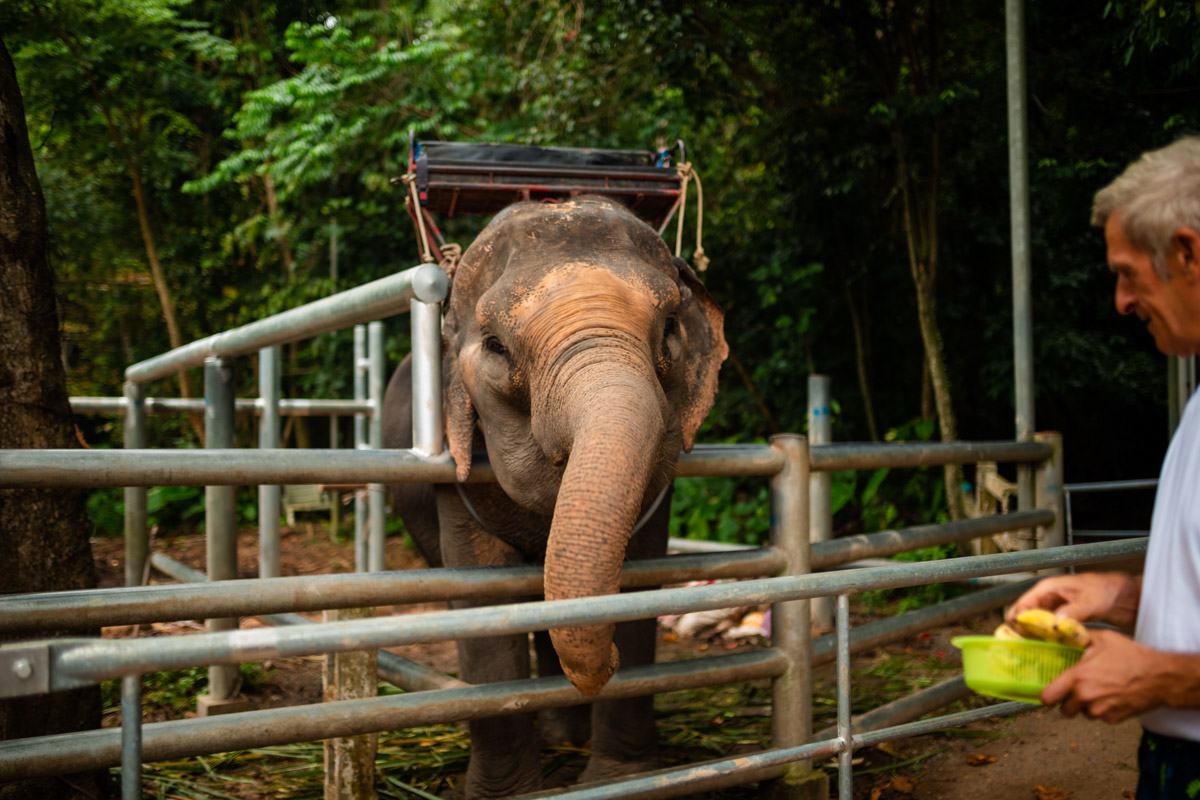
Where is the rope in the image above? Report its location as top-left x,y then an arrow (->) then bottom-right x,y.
401,173 -> 436,264
673,162 -> 709,273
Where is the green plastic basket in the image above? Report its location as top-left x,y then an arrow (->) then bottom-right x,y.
952,636 -> 1084,704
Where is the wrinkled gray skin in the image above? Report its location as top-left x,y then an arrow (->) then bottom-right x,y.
383,196 -> 726,797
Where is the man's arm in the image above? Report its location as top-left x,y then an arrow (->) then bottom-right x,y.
1006,571 -> 1142,632
1041,629 -> 1200,723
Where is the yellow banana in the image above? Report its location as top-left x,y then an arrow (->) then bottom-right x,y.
1053,616 -> 1090,648
992,622 -> 1025,641
1014,608 -> 1062,643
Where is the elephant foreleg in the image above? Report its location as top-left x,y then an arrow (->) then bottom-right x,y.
436,489 -> 542,798
534,630 -> 591,747
578,615 -> 661,783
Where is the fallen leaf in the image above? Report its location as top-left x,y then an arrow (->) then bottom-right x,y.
870,789 -> 883,800
876,741 -> 903,757
890,775 -> 915,793
966,754 -> 997,766
1032,786 -> 1072,800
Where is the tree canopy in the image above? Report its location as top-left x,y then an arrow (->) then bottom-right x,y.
3,0 -> 1195,534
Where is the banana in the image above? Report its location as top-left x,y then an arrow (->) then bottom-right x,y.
1013,608 -> 1062,643
1053,616 -> 1091,648
992,622 -> 1025,641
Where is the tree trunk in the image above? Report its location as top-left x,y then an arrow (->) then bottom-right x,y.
912,265 -> 965,520
0,38 -> 110,800
263,172 -> 296,276
895,127 -> 965,520
844,280 -> 880,441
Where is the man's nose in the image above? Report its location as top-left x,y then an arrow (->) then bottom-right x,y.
1114,281 -> 1136,315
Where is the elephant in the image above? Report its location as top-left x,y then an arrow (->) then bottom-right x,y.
382,194 -> 727,797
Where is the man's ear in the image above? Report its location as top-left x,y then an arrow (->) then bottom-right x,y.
1172,227 -> 1200,280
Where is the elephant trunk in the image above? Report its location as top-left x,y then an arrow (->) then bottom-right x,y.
541,364 -> 667,696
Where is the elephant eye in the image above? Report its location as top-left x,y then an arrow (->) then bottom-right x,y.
658,316 -> 681,376
484,335 -> 509,357
662,316 -> 680,349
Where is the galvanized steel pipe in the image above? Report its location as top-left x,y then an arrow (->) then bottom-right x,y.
368,321 -> 386,572
515,701 -> 1029,800
815,676 -> 972,742
1007,0 -> 1036,513
124,265 -> 447,385
147,554 -> 467,693
836,594 -> 852,800
72,397 -> 374,416
809,440 -> 1051,472
0,448 -> 467,488
122,382 -> 147,588
0,650 -> 785,782
0,548 -> 784,635
120,674 -> 141,800
203,357 -> 238,702
811,580 -> 1033,667
258,346 -> 281,579
410,299 -> 444,456
354,324 -> 368,572
810,509 -> 1053,570
808,376 -> 834,630
26,539 -> 1143,693
4,441 -> 1056,489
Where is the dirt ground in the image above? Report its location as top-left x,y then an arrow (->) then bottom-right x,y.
89,526 -> 1145,799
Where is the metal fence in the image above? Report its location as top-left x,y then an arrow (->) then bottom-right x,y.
0,264 -> 1148,800
1064,479 -> 1158,544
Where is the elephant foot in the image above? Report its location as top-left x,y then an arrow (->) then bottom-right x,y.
538,706 -> 591,747
462,741 -> 542,799
577,751 -> 661,786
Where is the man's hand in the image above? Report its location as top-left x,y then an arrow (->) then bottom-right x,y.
1041,629 -> 1200,723
1006,572 -> 1142,631
1041,629 -> 1164,722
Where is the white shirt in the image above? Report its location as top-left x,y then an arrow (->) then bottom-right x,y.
1136,390 -> 1200,740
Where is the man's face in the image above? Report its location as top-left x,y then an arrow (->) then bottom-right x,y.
1106,214 -> 1200,356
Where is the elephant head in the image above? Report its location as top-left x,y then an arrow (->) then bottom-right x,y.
442,195 -> 727,695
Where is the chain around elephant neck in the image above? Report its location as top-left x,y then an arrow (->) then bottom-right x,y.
453,481 -> 671,541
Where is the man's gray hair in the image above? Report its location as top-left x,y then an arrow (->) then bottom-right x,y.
1092,135 -> 1200,278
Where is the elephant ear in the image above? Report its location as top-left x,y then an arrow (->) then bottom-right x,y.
675,257 -> 728,452
444,347 -> 476,483
440,211 -> 515,483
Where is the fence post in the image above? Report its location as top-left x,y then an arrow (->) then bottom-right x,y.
323,607 -> 378,800
120,673 -> 143,800
807,375 -> 833,632
767,434 -> 826,800
410,298 -> 444,456
258,346 -> 282,579
1035,432 -> 1065,565
199,356 -> 245,715
123,381 -> 147,587
367,321 -> 386,572
354,325 -> 369,572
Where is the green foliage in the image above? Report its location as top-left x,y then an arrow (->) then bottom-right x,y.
7,0 -> 1195,497
831,417 -> 947,537
669,478 -> 770,546
860,544 -> 966,614
86,488 -> 125,535
86,485 -> 263,535
101,663 -> 264,721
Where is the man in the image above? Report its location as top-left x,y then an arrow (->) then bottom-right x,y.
1008,135 -> 1200,799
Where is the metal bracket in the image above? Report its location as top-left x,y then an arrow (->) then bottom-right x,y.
0,643 -> 50,698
